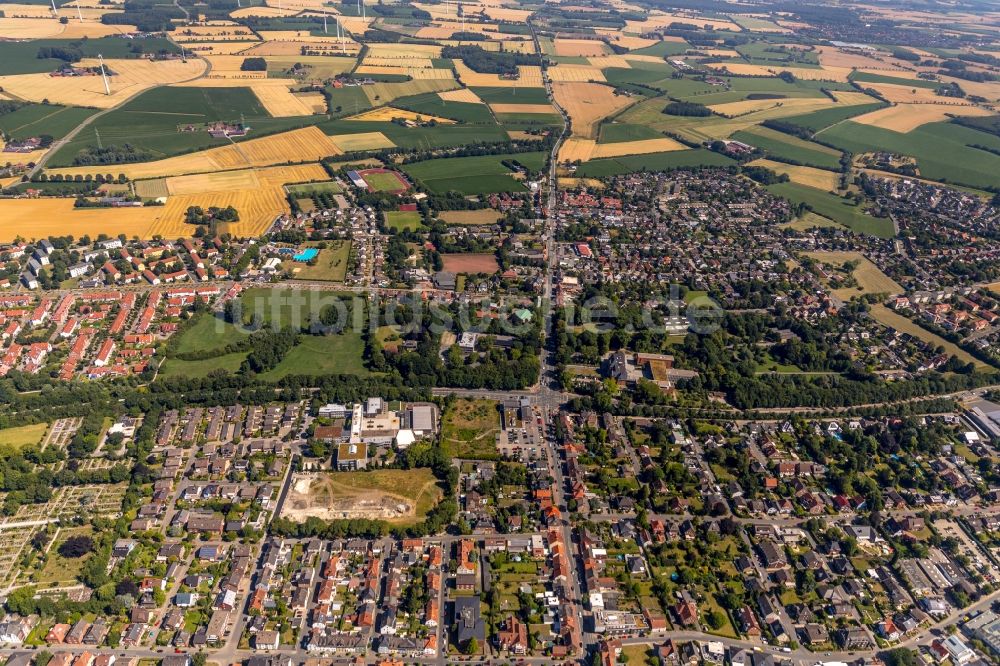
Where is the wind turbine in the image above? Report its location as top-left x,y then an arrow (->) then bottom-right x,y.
323,13 -> 327,33
50,0 -> 58,16
98,54 -> 111,96
76,4 -> 83,22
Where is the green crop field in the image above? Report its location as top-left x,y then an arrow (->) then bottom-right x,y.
766,181 -> 895,238
286,181 -> 342,196
470,87 -> 551,105
849,71 -> 942,89
598,122 -> 666,143
576,149 -> 734,177
603,67 -> 674,90
0,37 -> 179,76
320,119 -> 509,148
325,86 -> 373,117
732,125 -> 843,170
48,87 -> 309,166
495,112 -> 563,129
385,210 -> 426,232
393,92 -> 494,124
629,40 -> 689,57
403,152 -> 545,194
785,102 -> 886,132
0,104 -> 95,140
819,121 -> 1000,190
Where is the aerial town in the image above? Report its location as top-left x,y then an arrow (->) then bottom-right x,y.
1,0 -> 1000,666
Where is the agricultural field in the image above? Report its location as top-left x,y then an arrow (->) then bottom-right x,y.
439,209 -> 502,225
402,152 -> 544,195
766,181 -> 896,238
56,126 -> 341,180
747,159 -> 840,190
552,82 -> 635,140
732,125 -> 844,170
441,398 -> 501,459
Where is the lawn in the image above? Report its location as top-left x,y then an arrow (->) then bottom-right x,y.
36,526 -> 94,585
576,149 -> 734,176
766,181 -> 895,238
0,422 -> 48,451
172,311 -> 249,354
441,398 -> 501,459
403,153 -> 545,195
385,210 -> 427,232
258,331 -> 369,380
284,241 -> 352,281
158,352 -> 249,379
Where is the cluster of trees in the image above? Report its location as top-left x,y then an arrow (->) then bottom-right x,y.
240,327 -> 299,374
742,165 -> 789,185
440,45 -> 538,75
71,143 -> 153,166
184,205 -> 239,225
662,100 -> 712,117
240,57 -> 267,71
38,45 -> 83,62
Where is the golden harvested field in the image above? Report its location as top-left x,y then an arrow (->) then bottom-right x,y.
482,6 -> 532,21
938,75 -> 1000,102
182,41 -> 261,55
295,91 -> 328,113
59,126 -> 342,180
814,46 -> 900,70
173,24 -> 256,41
489,103 -> 558,114
367,43 -> 443,58
830,91 -> 881,105
330,132 -> 395,151
500,40 -> 536,54
363,56 -> 435,69
865,82 -> 974,104
747,159 -> 840,190
706,62 -> 852,81
355,65 -> 455,80
266,55 -> 355,79
0,185 -> 288,241
853,103 -> 992,133
361,79 -> 460,105
559,137 -> 686,163
241,39 -> 359,56
553,82 -> 638,140
0,58 -> 206,108
230,5 -> 300,17
251,82 -> 319,116
164,163 -> 327,195
439,88 -> 483,103
548,64 -> 606,82
710,96 -> 842,118
346,107 -> 456,123
587,55 -> 633,69
804,251 -> 903,299
0,16 -> 134,38
454,61 -> 543,87
506,130 -> 545,141
626,12 -> 739,32
558,177 -> 605,189
554,38 -> 611,57
594,31 -> 659,51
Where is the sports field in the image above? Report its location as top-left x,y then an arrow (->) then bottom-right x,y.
385,211 -> 426,232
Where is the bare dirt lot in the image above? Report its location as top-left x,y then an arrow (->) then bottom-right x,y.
280,470 -> 440,524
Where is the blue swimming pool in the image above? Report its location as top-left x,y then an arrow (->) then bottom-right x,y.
293,248 -> 319,261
